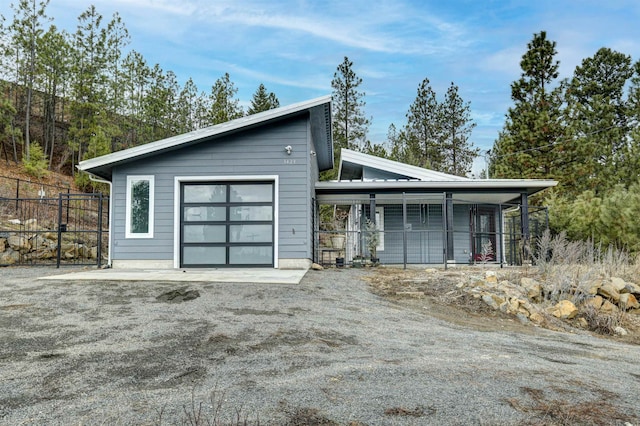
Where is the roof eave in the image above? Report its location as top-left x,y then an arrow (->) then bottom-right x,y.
78,95 -> 333,177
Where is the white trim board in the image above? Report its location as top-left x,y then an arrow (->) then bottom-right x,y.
125,175 -> 155,239
173,175 -> 280,269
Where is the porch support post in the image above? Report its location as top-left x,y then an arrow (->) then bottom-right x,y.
402,192 -> 407,269
498,203 -> 504,268
445,192 -> 454,262
520,192 -> 530,263
369,194 -> 376,224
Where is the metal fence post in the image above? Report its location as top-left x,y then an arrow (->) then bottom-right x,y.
56,193 -> 63,268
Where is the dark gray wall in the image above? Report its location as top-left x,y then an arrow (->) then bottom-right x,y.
110,116 -> 316,263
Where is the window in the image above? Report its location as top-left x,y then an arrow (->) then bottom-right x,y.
126,175 -> 154,238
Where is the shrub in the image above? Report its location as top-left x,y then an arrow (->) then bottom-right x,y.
22,142 -> 49,178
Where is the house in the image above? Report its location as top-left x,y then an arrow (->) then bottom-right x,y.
78,96 -> 333,269
78,95 -> 557,270
315,149 -> 557,266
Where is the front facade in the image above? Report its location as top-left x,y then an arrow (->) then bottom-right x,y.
79,97 -> 556,270
79,96 -> 333,269
316,150 -> 557,266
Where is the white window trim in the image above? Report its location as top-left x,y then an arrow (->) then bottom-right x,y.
125,175 -> 155,239
173,175 -> 279,269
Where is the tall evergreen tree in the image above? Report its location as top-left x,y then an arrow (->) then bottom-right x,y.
37,25 -> 69,167
404,78 -> 444,169
9,0 -> 50,161
491,31 -> 564,180
208,72 -> 243,125
68,5 -> 112,183
625,60 -> 640,184
0,16 -> 20,164
440,82 -> 478,176
175,77 -> 199,133
105,12 -> 130,152
247,83 -> 279,115
331,56 -> 370,153
563,47 -> 633,194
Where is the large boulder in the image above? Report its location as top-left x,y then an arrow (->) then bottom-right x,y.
623,282 -> 640,295
549,300 -> 578,319
600,300 -> 618,313
598,283 -> 621,303
583,295 -> 604,310
619,293 -> 640,310
520,277 -> 542,302
7,235 -> 30,252
482,294 -> 500,310
586,279 -> 603,295
485,270 -> 498,284
609,277 -> 627,292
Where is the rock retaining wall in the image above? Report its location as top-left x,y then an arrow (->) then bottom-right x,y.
0,219 -> 101,265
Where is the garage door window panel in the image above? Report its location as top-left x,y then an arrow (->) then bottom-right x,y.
180,181 -> 274,267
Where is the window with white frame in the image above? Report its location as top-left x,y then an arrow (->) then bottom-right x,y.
126,175 -> 154,238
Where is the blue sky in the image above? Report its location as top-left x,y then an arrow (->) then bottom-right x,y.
3,0 -> 640,173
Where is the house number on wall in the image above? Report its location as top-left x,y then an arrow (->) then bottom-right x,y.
284,159 -> 296,164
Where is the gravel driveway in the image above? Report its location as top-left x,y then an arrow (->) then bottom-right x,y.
1,266 -> 638,425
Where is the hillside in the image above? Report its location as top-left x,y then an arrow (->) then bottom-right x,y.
0,161 -> 79,199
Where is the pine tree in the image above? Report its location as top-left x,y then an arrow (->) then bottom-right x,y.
9,0 -> 51,161
247,83 -> 279,115
37,25 -> 69,168
404,78 -> 444,170
68,5 -> 112,185
105,12 -> 130,152
331,56 -> 370,152
563,47 -> 633,194
491,31 -> 564,180
625,60 -> 640,185
121,50 -> 150,147
208,73 -> 243,125
440,82 -> 478,176
175,77 -> 199,133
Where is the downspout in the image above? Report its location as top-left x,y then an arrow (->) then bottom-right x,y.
87,173 -> 113,268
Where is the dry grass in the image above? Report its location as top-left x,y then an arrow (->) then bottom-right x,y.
582,305 -> 626,335
506,386 -> 634,426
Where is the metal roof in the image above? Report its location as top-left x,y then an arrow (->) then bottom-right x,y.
339,149 -> 470,181
78,95 -> 333,180
318,149 -> 558,204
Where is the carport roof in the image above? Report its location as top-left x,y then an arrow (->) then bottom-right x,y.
317,149 -> 557,205
78,96 -> 333,180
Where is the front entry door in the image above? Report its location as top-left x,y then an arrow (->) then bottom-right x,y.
180,182 -> 274,267
471,206 -> 496,261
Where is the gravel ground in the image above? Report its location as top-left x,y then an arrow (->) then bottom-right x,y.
1,266 -> 639,425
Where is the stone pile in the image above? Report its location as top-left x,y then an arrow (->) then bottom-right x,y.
471,270 -> 640,331
0,219 -> 100,265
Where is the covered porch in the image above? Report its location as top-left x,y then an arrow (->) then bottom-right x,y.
313,181 -> 551,268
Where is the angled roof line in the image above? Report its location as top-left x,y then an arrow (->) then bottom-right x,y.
338,149 -> 470,182
78,95 -> 332,179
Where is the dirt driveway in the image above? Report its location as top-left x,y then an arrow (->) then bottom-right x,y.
1,267 -> 639,425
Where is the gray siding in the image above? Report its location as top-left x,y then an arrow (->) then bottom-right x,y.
376,204 -> 445,264
375,203 -> 472,264
362,166 -> 412,181
111,116 -> 315,263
